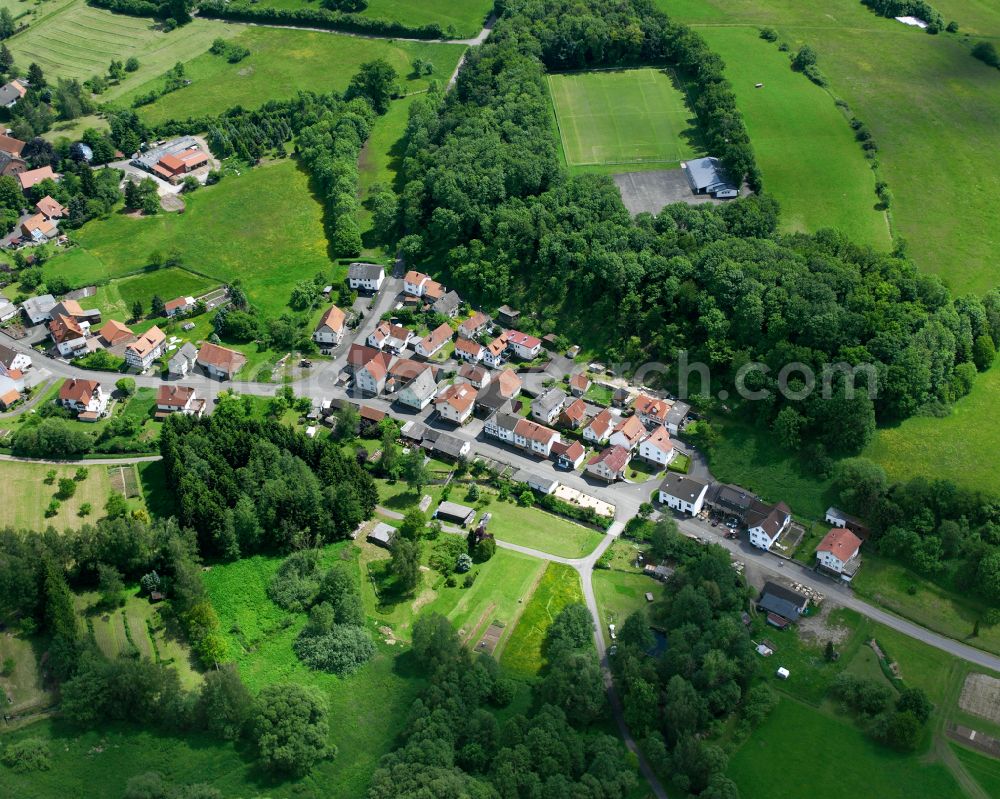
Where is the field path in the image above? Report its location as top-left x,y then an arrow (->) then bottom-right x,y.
227,14 -> 495,47
0,453 -> 161,466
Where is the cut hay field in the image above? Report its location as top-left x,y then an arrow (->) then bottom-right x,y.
547,68 -> 701,167
728,699 -> 967,799
6,0 -> 236,98
44,159 -> 327,318
0,461 -> 113,530
690,26 -> 889,247
255,0 -> 493,38
125,27 -> 466,127
664,0 -> 1000,295
500,562 -> 585,678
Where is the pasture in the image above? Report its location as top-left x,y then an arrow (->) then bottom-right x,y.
203,543 -> 425,799
500,562 -> 585,678
45,159 -> 328,318
547,68 -> 701,167
592,569 -> 663,629
256,0 -> 493,38
864,361 -> 1000,493
665,0 -> 1000,295
126,27 -> 466,127
0,461 -> 114,530
728,699 -> 967,799
690,26 -> 889,247
6,0 -> 236,100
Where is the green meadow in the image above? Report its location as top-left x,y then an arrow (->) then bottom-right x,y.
664,0 -> 1000,295
255,0 -> 493,38
45,159 -> 328,318
548,68 -> 701,167
125,27 -> 466,126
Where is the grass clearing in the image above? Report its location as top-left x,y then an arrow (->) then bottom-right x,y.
483,497 -> 606,559
203,543 -> 425,798
0,632 -> 51,714
592,568 -> 665,628
45,159 -> 327,319
691,25 -> 889,246
500,562 -> 584,678
728,698 -> 967,799
953,744 -> 1000,798
126,27 -> 465,127
548,68 -> 701,167
0,461 -> 113,529
90,268 -> 219,322
7,0 -> 236,99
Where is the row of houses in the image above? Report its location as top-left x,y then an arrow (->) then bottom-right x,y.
56,377 -> 206,423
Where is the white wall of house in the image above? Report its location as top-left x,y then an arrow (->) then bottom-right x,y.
817,548 -> 857,573
638,440 -> 675,466
56,337 -> 87,357
437,402 -> 472,424
355,366 -> 385,395
314,327 -> 341,346
658,486 -> 707,516
510,341 -> 539,360
748,527 -> 775,550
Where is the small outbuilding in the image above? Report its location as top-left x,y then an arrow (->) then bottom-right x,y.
367,522 -> 396,549
435,501 -> 476,527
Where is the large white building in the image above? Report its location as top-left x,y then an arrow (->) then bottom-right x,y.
658,474 -> 709,516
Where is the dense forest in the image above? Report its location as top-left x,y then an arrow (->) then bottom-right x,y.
160,393 -> 378,558
394,0 -> 1000,456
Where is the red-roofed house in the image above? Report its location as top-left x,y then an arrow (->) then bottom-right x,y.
559,397 -> 588,429
58,378 -> 107,419
313,305 -> 346,350
583,408 -> 614,445
20,213 -> 57,242
638,426 -> 675,466
458,363 -> 491,389
403,270 -> 430,297
634,393 -> 669,428
17,166 -> 58,191
156,385 -> 205,418
586,445 -> 631,482
97,319 -> 135,347
482,330 -> 510,368
454,337 -> 483,363
609,415 -> 645,451
368,320 -> 413,353
0,133 -> 26,157
164,296 -> 195,317
36,195 -> 67,220
415,323 -> 452,359
568,372 -> 591,397
197,342 -> 247,380
434,383 -> 477,425
125,325 -> 166,370
355,351 -> 392,394
507,330 -> 541,360
48,314 -> 88,357
513,417 -> 560,457
551,439 -> 586,470
155,149 -> 209,181
458,311 -> 491,339
816,528 -> 863,579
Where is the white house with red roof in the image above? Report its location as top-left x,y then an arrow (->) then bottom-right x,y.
125,325 -> 166,371
507,330 -> 541,360
583,408 -> 615,445
415,323 -> 452,359
638,426 -> 675,466
434,382 -> 477,424
403,270 -> 430,297
609,415 -> 646,451
314,305 -> 346,349
58,378 -> 107,420
816,528 -> 863,579
165,296 -> 196,317
586,445 -> 631,482
454,337 -> 483,363
513,417 -> 560,457
634,394 -> 670,428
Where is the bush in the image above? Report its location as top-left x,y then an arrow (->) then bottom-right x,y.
1,737 -> 51,773
759,27 -> 778,42
267,550 -> 320,611
293,623 -> 375,675
971,41 -> 999,68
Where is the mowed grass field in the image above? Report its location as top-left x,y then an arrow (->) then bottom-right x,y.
592,568 -> 664,629
256,0 -> 493,38
125,27 -> 466,127
91,268 -> 219,322
0,461 -> 113,530
728,699 -> 967,799
691,26 -> 889,246
6,0 -> 236,97
548,69 -> 701,167
500,562 -> 585,678
664,0 -> 1000,295
44,159 -> 328,318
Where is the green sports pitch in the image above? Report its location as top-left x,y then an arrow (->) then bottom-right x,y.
547,68 -> 701,166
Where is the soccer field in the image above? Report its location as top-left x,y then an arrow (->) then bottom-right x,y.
548,68 -> 701,166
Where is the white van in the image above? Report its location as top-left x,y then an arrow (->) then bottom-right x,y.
715,188 -> 739,199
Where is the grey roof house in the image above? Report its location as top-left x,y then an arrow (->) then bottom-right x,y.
756,582 -> 808,625
21,294 -> 56,325
432,290 -> 462,318
683,157 -> 736,195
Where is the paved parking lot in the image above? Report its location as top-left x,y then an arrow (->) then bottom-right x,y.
613,168 -> 722,215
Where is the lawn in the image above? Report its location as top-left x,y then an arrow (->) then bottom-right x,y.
6,0 -> 237,99
203,543 -> 425,799
728,698 -> 967,799
255,0 -> 493,38
0,461 -> 113,530
125,27 -> 466,127
500,562 -> 585,678
44,159 -> 328,319
592,568 -> 664,629
91,268 -> 219,322
852,555 -> 1000,658
0,632 -> 51,715
690,25 -> 889,247
665,0 -> 1000,295
864,360 -> 1000,493
953,744 -> 1000,798
484,497 -> 607,559
358,94 -> 416,252
547,68 -> 702,167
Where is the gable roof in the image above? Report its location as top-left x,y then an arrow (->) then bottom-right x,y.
36,195 -> 66,219
48,313 -> 84,343
347,343 -> 383,369
59,378 -> 100,404
435,382 -> 477,414
634,393 -> 669,423
508,330 -> 541,350
432,290 -> 461,315
560,397 -> 587,424
0,133 -> 25,156
0,343 -> 22,368
569,373 -> 591,392
21,213 -> 56,238
157,384 -> 195,407
0,80 -> 26,106
612,414 -> 646,444
588,445 -> 630,473
496,369 -> 521,397
169,341 -> 198,366
658,473 -> 708,502
126,325 -> 165,359
404,270 -> 428,286
513,417 -> 557,444
759,582 -> 807,621
316,305 -> 345,334
419,322 -> 452,353
586,408 -> 614,438
348,262 -> 384,280
642,425 -> 673,454
818,528 -> 862,561
459,311 -> 491,337
455,337 -> 483,358
551,439 -> 585,463
18,165 -> 57,190
98,319 -> 135,346
197,342 -> 247,376
747,501 -> 791,536
164,296 -> 194,312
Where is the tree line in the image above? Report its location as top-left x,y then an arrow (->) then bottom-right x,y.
393,0 -> 999,458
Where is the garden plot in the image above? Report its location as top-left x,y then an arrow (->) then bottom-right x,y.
960,673 -> 1000,725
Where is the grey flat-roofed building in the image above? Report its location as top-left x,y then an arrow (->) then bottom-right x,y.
683,157 -> 735,195
513,468 -> 559,495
